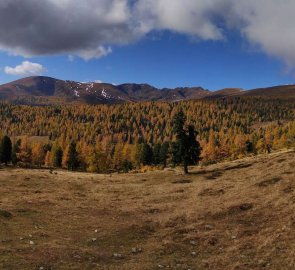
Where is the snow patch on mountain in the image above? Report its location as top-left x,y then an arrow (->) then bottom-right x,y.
74,90 -> 80,97
101,88 -> 111,99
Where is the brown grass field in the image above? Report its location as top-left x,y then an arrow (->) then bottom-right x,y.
1,150 -> 295,270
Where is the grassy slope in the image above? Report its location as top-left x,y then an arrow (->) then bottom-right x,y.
1,150 -> 295,270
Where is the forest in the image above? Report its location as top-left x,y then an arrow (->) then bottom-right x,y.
0,96 -> 294,173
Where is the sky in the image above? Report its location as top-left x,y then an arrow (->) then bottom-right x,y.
0,0 -> 295,90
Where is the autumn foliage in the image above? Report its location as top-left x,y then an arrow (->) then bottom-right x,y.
0,96 -> 294,172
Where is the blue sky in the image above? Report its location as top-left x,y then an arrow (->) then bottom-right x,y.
1,0 -> 295,90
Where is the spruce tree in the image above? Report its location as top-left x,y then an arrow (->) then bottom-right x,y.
152,143 -> 161,165
11,150 -> 18,165
0,136 -> 12,165
11,139 -> 21,165
140,142 -> 153,165
122,159 -> 133,173
67,142 -> 79,171
159,142 -> 169,167
53,146 -> 63,167
170,141 -> 182,167
186,125 -> 201,165
172,110 -> 201,174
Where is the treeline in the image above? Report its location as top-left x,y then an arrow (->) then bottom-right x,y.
0,97 -> 294,144
0,97 -> 294,172
0,135 -> 180,172
1,120 -> 294,173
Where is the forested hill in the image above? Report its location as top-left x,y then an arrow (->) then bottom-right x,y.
0,76 -> 295,105
0,97 -> 294,172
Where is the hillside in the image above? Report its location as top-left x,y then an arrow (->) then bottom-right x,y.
0,97 -> 294,173
0,76 -> 210,105
243,85 -> 295,98
205,88 -> 244,99
1,150 -> 295,269
1,76 -> 295,105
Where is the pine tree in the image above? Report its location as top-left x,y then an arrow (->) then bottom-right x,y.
256,137 -> 268,154
245,139 -> 254,154
0,135 -> 12,165
53,146 -> 63,167
131,143 -> 141,168
232,134 -> 247,158
63,141 -> 79,171
172,110 -> 201,173
18,136 -> 32,164
186,125 -> 201,165
140,142 -> 153,165
171,141 -> 182,167
152,143 -> 161,165
159,142 -> 169,167
31,143 -> 45,167
85,146 -> 98,173
122,159 -> 133,173
201,131 -> 217,163
171,110 -> 186,169
113,143 -> 124,170
122,144 -> 132,162
11,139 -> 21,165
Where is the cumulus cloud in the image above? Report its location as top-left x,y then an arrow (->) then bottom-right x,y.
133,0 -> 226,40
229,0 -> 295,67
1,0 -> 295,66
4,61 -> 47,76
134,0 -> 295,67
0,0 -> 133,60
76,46 -> 112,61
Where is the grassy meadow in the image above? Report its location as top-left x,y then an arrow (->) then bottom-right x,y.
1,150 -> 295,269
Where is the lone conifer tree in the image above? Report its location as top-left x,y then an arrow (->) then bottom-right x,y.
65,141 -> 79,171
53,146 -> 63,167
173,110 -> 201,173
0,136 -> 12,165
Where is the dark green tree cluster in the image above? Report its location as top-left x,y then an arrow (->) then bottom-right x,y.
138,142 -> 169,167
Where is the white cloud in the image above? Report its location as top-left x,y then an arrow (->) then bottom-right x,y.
0,0 -> 132,60
229,0 -> 295,67
1,0 -> 295,67
94,80 -> 103,83
133,0 -> 225,40
4,61 -> 47,76
76,46 -> 112,61
134,0 -> 295,67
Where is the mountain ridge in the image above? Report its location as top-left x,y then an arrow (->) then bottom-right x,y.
0,76 -> 294,105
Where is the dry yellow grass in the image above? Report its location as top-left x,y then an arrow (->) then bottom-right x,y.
1,150 -> 295,270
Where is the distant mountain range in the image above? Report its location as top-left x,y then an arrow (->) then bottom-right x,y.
0,76 -> 294,105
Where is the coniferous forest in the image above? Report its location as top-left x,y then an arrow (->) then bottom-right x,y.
0,96 -> 294,173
